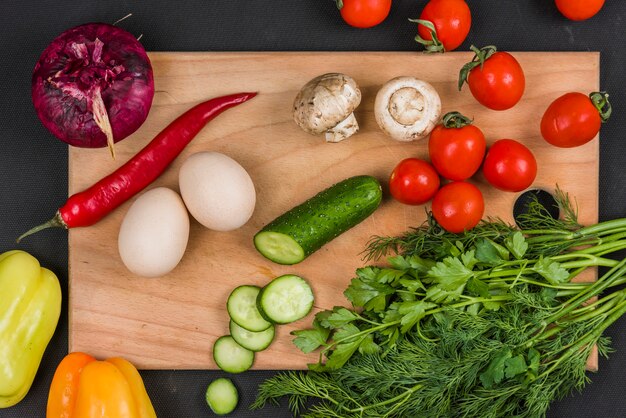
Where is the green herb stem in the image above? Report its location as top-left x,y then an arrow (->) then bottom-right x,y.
540,294 -> 626,378
524,259 -> 626,344
575,218 -> 626,237
566,292 -> 625,325
346,384 -> 423,415
569,290 -> 625,316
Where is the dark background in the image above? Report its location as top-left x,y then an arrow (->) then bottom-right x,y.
2,1 -> 626,417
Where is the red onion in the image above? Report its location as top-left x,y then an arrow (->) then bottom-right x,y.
32,23 -> 154,157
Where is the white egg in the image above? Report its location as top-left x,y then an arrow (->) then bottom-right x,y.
178,152 -> 256,231
118,187 -> 190,278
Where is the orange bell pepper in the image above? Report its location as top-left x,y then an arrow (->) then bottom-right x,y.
47,352 -> 157,418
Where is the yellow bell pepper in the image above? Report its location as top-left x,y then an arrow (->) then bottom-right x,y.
0,250 -> 62,408
47,352 -> 157,418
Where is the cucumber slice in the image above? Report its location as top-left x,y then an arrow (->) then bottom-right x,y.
254,175 -> 382,265
254,232 -> 304,265
229,320 -> 275,352
257,275 -> 314,324
213,336 -> 254,373
205,378 -> 238,415
227,285 -> 272,332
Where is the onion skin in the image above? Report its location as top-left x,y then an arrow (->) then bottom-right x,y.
32,23 -> 154,149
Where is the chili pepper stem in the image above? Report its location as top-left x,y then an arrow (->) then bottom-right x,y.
17,212 -> 67,243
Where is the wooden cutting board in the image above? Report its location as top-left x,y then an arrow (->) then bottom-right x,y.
68,51 -> 599,370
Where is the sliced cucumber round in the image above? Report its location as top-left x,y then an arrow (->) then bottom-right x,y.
205,378 -> 238,415
254,232 -> 304,265
227,285 -> 272,332
257,275 -> 314,324
213,336 -> 254,374
229,320 -> 275,352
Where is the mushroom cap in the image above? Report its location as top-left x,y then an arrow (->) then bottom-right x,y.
293,73 -> 362,135
374,76 -> 442,142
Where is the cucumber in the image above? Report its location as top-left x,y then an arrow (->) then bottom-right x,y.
229,320 -> 275,352
257,274 -> 314,324
205,378 -> 238,415
254,175 -> 382,264
227,285 -> 272,332
212,336 -> 254,373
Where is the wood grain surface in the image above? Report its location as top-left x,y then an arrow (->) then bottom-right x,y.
68,52 -> 599,370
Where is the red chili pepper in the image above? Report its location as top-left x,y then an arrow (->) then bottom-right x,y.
18,92 -> 257,242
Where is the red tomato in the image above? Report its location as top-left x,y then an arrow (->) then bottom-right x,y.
482,139 -> 537,192
555,0 -> 605,21
460,46 -> 525,111
338,0 -> 392,29
431,181 -> 484,233
429,112 -> 486,181
415,0 -> 471,52
541,92 -> 610,148
389,158 -> 440,205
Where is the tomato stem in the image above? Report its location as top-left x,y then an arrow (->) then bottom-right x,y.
458,45 -> 498,91
409,19 -> 444,53
335,0 -> 343,10
442,111 -> 473,128
589,91 -> 612,123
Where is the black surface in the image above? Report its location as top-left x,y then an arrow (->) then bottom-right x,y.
1,1 -> 626,417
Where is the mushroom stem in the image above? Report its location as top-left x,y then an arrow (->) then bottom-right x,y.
325,112 -> 359,143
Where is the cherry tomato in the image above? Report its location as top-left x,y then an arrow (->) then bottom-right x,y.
337,0 -> 392,29
429,112 -> 486,181
555,0 -> 605,21
414,0 -> 471,52
389,158 -> 440,205
541,92 -> 611,148
482,139 -> 537,192
431,181 -> 484,233
459,46 -> 525,111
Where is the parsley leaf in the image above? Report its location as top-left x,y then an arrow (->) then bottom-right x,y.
425,251 -> 477,303
322,324 -> 363,370
504,355 -> 527,379
532,257 -> 569,285
389,255 -> 435,272
480,348 -> 512,389
344,268 -> 395,311
476,238 -> 510,265
325,307 -> 359,327
467,277 -> 490,298
376,268 -> 407,284
483,299 -> 504,311
395,300 -> 438,333
398,277 -> 426,292
358,334 -> 380,355
292,328 -> 330,353
428,252 -> 476,285
292,313 -> 331,353
505,231 -> 528,260
525,348 -> 541,384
